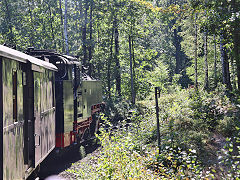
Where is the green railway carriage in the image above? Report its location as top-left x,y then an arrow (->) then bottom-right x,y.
0,45 -> 57,180
0,45 -> 103,179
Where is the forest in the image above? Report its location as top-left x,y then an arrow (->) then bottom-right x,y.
1,0 -> 240,179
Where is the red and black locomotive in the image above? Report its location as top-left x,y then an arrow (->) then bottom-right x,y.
0,45 -> 103,180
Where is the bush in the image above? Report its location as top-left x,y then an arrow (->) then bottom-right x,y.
64,85 -> 240,179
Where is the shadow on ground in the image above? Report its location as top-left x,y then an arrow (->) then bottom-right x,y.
27,142 -> 100,180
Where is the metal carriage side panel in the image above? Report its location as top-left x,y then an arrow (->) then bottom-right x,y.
0,57 -> 3,180
91,81 -> 103,108
40,70 -> 55,159
82,81 -> 90,119
48,71 -> 55,152
82,81 -> 103,119
55,80 -> 73,148
41,72 -> 48,158
55,80 -> 64,148
34,72 -> 42,166
63,80 -> 74,134
55,81 -> 64,134
2,58 -> 26,180
34,69 -> 56,167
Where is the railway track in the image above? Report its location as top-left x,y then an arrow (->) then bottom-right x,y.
32,143 -> 100,180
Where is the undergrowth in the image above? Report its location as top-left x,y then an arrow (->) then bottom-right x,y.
66,85 -> 240,179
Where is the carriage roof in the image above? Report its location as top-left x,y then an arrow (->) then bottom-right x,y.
0,45 -> 57,71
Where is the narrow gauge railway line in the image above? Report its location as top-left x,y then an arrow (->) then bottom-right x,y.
31,142 -> 100,180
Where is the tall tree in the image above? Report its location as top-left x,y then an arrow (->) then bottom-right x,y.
88,0 -> 93,62
231,0 -> 240,90
64,0 -> 69,55
174,27 -> 181,74
204,30 -> 208,90
220,32 -> 232,90
114,16 -> 121,96
2,0 -> 15,45
107,26 -> 114,99
129,34 -> 135,104
59,0 -> 65,52
47,1 -> 56,49
82,0 -> 88,65
194,13 -> 198,89
213,34 -> 217,87
27,0 -> 34,46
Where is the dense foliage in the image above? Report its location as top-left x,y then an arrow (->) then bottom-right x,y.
65,86 -> 240,179
1,0 -> 240,99
1,0 -> 240,178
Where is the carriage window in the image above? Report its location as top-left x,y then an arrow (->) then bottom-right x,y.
13,70 -> 17,122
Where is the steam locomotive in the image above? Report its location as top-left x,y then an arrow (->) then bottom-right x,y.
0,45 -> 103,180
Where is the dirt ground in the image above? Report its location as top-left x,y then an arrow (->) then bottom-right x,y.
35,143 -> 100,180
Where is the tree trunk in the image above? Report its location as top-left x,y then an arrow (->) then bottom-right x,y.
233,28 -> 240,90
42,19 -> 47,49
230,54 -> 236,89
64,0 -> 69,55
79,0 -> 84,66
114,17 -> 121,96
232,3 -> 240,90
107,26 -> 114,99
3,0 -> 14,45
214,34 -> 217,87
27,0 -> 34,46
174,27 -> 181,74
59,0 -> 65,53
129,35 -> 135,104
194,13 -> 198,89
82,0 -> 88,65
220,32 -> 232,90
132,37 -> 136,100
96,28 -> 101,79
204,30 -> 209,90
79,0 -> 83,36
48,4 -> 56,49
88,0 -> 93,62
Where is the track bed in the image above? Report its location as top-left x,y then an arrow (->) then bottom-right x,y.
32,143 -> 100,180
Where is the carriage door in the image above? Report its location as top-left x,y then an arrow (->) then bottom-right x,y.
34,72 -> 41,166
23,66 -> 35,171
